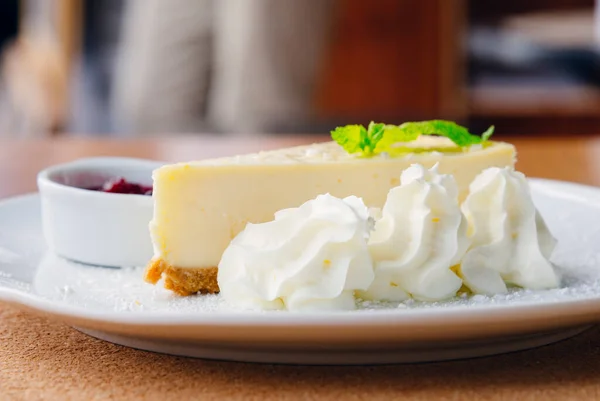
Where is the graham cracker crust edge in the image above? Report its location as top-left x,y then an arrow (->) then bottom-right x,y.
144,259 -> 219,296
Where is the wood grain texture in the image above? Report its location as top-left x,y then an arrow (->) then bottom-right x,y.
0,134 -> 599,400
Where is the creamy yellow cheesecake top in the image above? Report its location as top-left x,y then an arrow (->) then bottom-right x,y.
149,137 -> 516,272
183,136 -> 478,165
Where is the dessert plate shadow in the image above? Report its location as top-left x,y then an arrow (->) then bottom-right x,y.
1,179 -> 600,365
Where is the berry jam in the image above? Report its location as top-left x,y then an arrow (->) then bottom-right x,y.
87,177 -> 153,195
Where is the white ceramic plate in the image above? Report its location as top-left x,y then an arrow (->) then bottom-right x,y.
2,179 -> 600,365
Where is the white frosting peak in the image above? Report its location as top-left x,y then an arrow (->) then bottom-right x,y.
360,164 -> 469,302
458,167 -> 558,294
217,194 -> 374,311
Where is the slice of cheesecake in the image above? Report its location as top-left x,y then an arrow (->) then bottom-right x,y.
145,137 -> 516,295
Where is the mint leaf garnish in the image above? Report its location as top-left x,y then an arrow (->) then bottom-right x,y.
331,121 -> 386,156
330,120 -> 494,156
330,124 -> 365,154
481,125 -> 495,141
367,121 -> 385,153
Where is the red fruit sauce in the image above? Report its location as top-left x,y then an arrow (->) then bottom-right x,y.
87,177 -> 153,195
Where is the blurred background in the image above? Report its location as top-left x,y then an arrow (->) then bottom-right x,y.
0,0 -> 599,138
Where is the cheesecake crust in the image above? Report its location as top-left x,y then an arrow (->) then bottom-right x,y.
144,259 -> 219,296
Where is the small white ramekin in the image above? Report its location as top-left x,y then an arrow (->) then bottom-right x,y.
37,157 -> 163,267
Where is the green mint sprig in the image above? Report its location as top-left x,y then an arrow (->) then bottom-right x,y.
330,120 -> 494,156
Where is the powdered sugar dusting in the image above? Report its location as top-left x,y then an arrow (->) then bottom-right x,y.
25,250 -> 600,315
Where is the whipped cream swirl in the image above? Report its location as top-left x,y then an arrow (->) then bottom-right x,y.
217,194 -> 374,311
458,167 -> 558,294
359,164 -> 470,302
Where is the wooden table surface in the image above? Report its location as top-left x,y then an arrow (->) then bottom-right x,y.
2,134 -> 600,400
